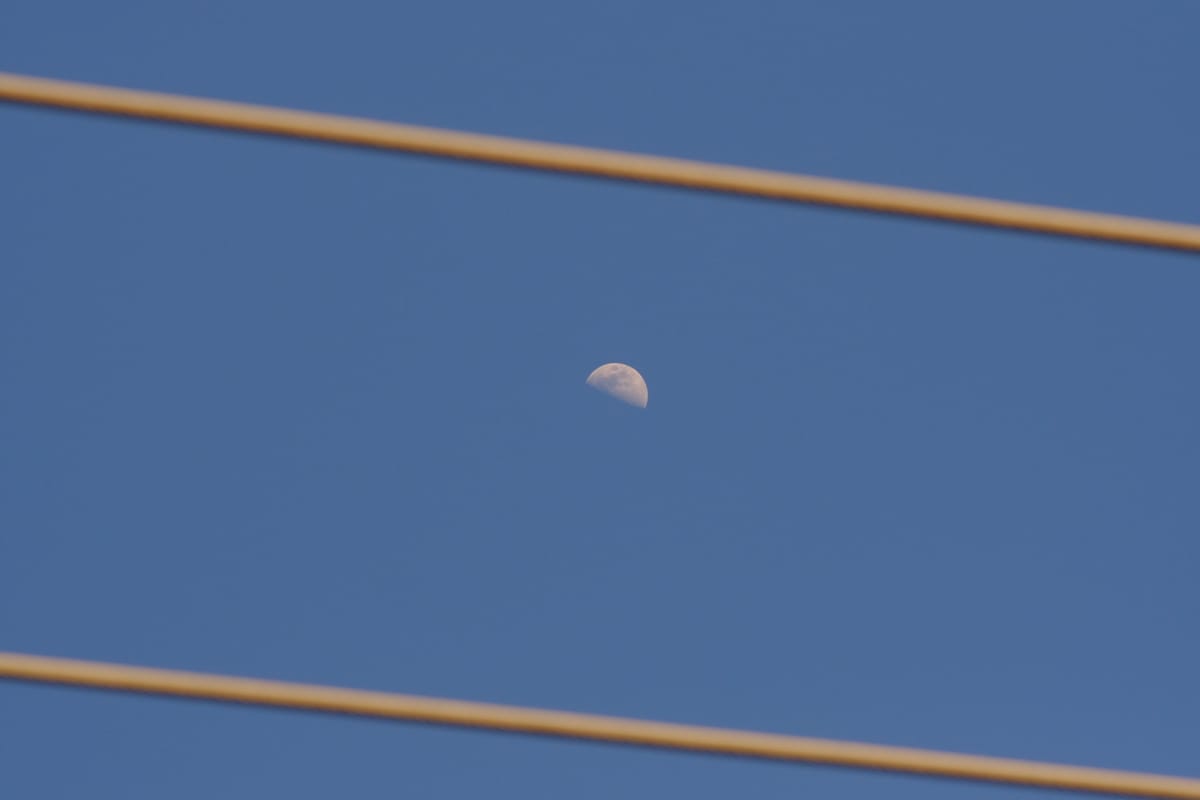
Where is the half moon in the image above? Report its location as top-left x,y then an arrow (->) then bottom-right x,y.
586,363 -> 649,408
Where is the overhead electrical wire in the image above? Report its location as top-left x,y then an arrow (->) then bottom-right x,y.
1,71 -> 1199,253
2,652 -> 1199,799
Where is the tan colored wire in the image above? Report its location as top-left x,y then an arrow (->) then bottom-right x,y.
2,652 -> 1198,799
2,72 -> 1199,253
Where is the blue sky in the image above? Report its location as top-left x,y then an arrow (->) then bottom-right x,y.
2,2 -> 1197,797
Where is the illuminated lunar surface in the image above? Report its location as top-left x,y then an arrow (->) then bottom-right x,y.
586,363 -> 649,408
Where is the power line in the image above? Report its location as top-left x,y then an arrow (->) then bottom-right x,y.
2,651 -> 1198,799
2,72 -> 1199,253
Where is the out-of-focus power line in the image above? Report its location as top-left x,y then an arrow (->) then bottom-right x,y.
2,71 -> 1199,253
2,652 -> 1199,799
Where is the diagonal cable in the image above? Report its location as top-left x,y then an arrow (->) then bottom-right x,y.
2,651 -> 1199,799
1,72 -> 1199,253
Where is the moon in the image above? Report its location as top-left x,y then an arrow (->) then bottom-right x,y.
586,363 -> 648,408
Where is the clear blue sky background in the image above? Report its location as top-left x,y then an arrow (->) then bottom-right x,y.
2,2 -> 1197,798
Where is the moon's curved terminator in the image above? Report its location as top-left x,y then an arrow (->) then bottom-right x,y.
586,363 -> 648,408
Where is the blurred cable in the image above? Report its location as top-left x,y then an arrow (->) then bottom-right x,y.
3,651 -> 1199,799
2,72 -> 1199,253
